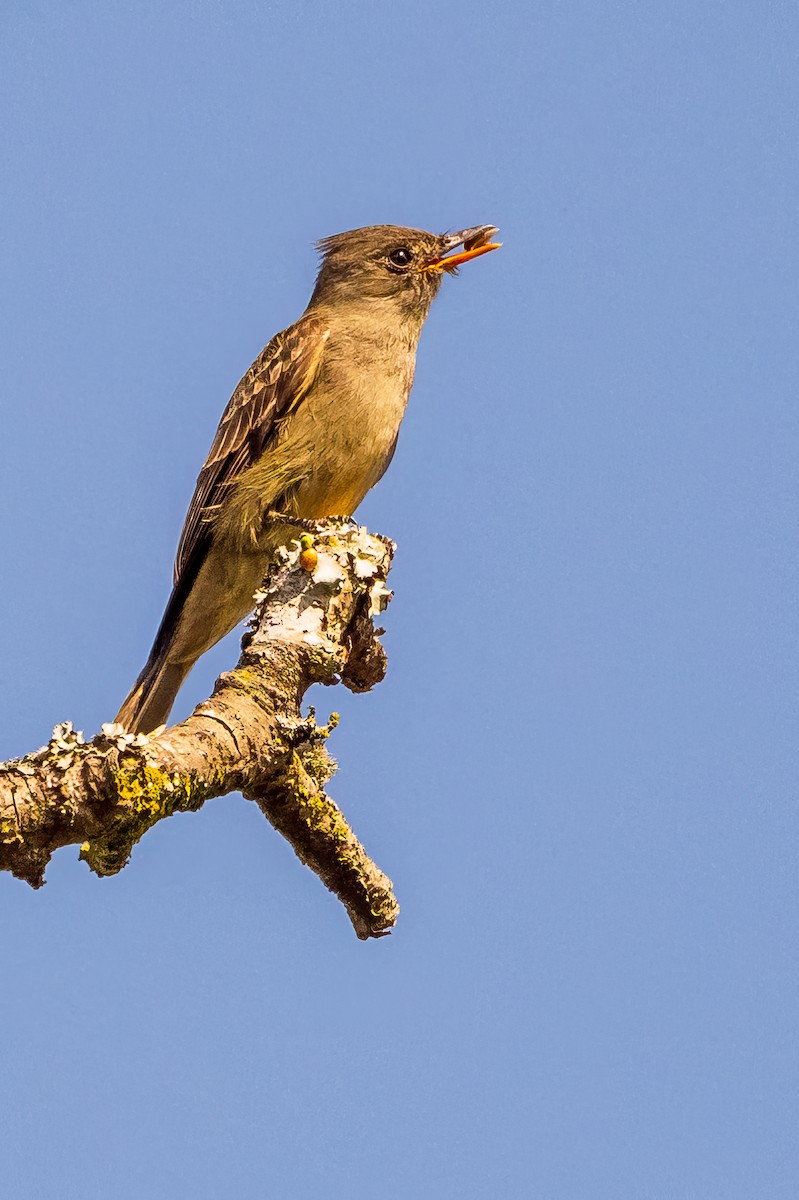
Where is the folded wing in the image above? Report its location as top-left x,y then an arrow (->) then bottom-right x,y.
174,314 -> 329,585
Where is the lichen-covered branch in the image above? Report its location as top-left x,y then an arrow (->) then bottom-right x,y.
0,525 -> 399,939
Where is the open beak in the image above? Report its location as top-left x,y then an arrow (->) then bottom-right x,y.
424,225 -> 501,273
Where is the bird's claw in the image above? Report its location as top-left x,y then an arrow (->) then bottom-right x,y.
325,513 -> 359,530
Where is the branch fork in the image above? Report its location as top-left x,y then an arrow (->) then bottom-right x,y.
0,524 -> 400,939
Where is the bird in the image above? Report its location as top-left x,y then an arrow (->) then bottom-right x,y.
115,223 -> 501,733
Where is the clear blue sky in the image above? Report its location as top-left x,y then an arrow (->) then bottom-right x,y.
1,2 -> 796,1196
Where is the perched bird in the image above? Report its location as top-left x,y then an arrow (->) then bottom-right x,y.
115,223 -> 500,733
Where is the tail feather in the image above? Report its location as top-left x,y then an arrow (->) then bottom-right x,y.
114,529 -> 214,734
114,655 -> 190,734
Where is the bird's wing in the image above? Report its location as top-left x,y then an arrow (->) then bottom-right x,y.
174,314 -> 329,584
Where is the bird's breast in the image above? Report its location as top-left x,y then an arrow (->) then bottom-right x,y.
288,333 -> 416,516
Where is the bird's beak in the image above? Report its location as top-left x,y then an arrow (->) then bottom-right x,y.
424,225 -> 501,273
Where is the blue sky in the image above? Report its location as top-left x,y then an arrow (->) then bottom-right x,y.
1,2 -> 797,1196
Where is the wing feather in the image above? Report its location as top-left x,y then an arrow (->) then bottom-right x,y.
173,314 -> 328,584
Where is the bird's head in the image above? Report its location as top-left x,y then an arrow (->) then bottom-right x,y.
309,224 -> 500,320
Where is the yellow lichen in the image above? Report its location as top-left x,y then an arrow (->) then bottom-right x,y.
114,758 -> 179,819
79,758 -> 198,878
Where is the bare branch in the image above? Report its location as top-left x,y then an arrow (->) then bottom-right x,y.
0,525 -> 400,939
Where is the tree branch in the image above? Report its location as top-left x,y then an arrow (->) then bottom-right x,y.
0,525 -> 400,939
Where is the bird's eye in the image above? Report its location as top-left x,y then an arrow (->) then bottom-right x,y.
388,247 -> 413,269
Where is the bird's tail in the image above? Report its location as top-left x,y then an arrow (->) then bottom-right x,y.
114,547 -> 209,734
114,653 -> 190,735
114,526 -> 217,734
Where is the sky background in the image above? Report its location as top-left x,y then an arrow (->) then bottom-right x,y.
1,2 -> 797,1196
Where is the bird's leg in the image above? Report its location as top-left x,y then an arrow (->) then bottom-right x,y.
265,510 -> 326,534
265,510 -> 359,535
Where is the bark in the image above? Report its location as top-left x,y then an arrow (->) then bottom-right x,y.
0,525 -> 399,939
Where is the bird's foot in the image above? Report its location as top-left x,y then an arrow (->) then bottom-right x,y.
266,510 -> 324,534
266,510 -> 359,535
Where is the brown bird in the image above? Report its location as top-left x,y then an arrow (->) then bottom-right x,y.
115,224 -> 500,733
